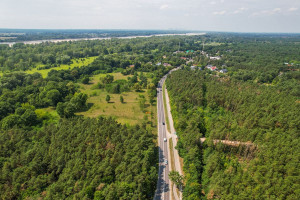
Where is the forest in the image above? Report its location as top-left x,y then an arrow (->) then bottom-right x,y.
0,117 -> 157,199
0,32 -> 299,199
166,69 -> 299,199
0,33 -> 192,199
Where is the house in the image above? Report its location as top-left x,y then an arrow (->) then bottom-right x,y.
210,56 -> 221,60
210,66 -> 218,71
163,63 -> 171,67
186,59 -> 194,64
186,50 -> 194,53
206,65 -> 218,71
191,66 -> 197,70
163,55 -> 167,59
180,57 -> 187,60
220,69 -> 228,73
174,51 -> 183,54
129,65 -> 135,68
156,62 -> 161,66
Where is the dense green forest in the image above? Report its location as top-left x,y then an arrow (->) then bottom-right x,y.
166,70 -> 299,199
0,117 -> 157,199
0,32 -> 300,199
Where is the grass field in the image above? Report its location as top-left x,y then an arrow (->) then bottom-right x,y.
25,57 -> 97,77
0,57 -> 97,77
33,71 -> 157,128
76,72 -> 157,126
35,106 -> 59,124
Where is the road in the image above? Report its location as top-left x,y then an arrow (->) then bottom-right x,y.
154,75 -> 170,200
154,67 -> 181,200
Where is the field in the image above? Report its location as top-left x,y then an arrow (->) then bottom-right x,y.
33,71 -> 156,126
25,56 -> 97,77
77,72 -> 157,126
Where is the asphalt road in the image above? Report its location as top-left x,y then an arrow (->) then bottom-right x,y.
154,75 -> 170,200
154,68 -> 181,200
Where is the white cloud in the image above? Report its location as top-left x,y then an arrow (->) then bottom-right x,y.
160,4 -> 169,10
273,8 -> 281,13
213,10 -> 226,15
251,8 -> 281,16
288,7 -> 298,12
233,7 -> 247,14
0,0 -> 300,32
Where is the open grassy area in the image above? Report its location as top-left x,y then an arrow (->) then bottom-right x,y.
163,83 -> 171,132
33,72 -> 157,128
35,106 -> 59,124
76,72 -> 157,126
25,56 -> 97,77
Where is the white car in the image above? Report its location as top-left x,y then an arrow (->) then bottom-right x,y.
164,159 -> 168,165
164,138 -> 167,142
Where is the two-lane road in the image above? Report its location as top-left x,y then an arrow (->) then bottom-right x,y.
154,75 -> 170,200
154,68 -> 181,200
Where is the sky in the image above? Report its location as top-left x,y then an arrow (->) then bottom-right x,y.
0,0 -> 299,33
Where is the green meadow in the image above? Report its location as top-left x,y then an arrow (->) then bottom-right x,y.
25,56 -> 97,77
77,72 -> 156,126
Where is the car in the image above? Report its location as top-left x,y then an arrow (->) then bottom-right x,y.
164,138 -> 167,142
162,122 -> 165,125
164,159 -> 168,165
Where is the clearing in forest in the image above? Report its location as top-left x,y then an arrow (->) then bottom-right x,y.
77,72 -> 157,126
25,56 -> 97,77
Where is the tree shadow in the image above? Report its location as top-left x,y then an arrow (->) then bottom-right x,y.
77,103 -> 94,112
154,147 -> 170,199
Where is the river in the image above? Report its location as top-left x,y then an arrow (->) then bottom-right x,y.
0,33 -> 205,47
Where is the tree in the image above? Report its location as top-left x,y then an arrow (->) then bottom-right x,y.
82,76 -> 90,84
134,83 -> 141,92
106,95 -> 111,103
21,109 -> 38,126
70,93 -> 88,110
102,75 -> 114,84
169,171 -> 184,189
46,89 -> 61,106
120,95 -> 124,103
64,103 -> 76,118
1,114 -> 20,129
56,102 -> 65,117
139,95 -> 146,111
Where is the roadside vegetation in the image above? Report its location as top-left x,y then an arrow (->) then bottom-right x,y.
162,83 -> 171,132
0,32 -> 299,199
166,69 -> 299,199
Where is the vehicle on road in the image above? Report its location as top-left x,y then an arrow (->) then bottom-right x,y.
162,122 -> 165,125
164,159 -> 168,165
164,138 -> 167,142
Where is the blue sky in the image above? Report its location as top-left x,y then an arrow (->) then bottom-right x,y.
0,0 -> 299,33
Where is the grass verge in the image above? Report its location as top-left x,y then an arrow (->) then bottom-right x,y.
162,83 -> 171,133
169,138 -> 181,199
169,138 -> 176,200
